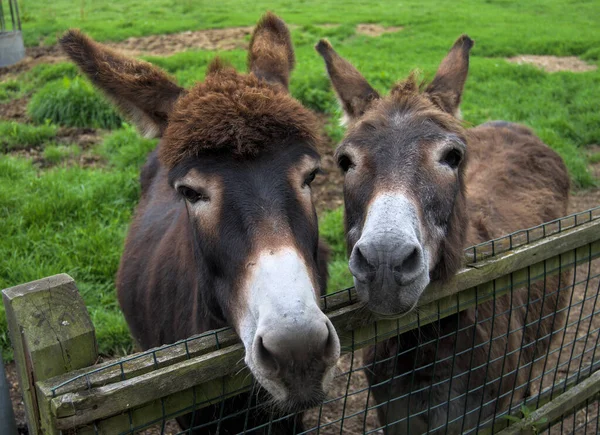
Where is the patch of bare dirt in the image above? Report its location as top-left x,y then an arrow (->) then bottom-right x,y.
12,148 -> 105,169
303,353 -> 381,434
6,127 -> 105,169
105,26 -> 253,58
506,55 -> 597,73
55,127 -> 103,149
0,46 -> 64,80
1,26 -> 254,78
356,24 -> 403,37
0,97 -> 29,122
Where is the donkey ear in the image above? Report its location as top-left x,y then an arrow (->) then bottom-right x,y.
248,12 -> 295,90
59,29 -> 184,138
315,39 -> 379,122
425,35 -> 474,116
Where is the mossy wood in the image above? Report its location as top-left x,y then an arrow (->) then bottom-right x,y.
496,368 -> 600,435
1,274 -> 98,435
12,219 -> 600,433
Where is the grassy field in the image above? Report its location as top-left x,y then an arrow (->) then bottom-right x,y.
1,0 -> 599,360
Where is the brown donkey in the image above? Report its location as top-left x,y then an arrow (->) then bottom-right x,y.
60,13 -> 340,434
317,37 -> 571,433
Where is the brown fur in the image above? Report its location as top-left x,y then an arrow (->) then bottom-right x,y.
315,39 -> 380,118
248,11 -> 295,89
424,35 -> 473,115
61,14 -> 331,435
365,123 -> 571,433
318,36 -> 571,433
60,30 -> 183,137
160,63 -> 320,168
341,80 -> 471,282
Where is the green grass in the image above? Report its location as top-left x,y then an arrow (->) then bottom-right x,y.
588,153 -> 600,164
42,144 -> 82,164
0,63 -> 79,102
0,121 -> 58,152
27,77 -> 123,129
16,0 -> 600,61
320,207 -> 354,292
95,123 -> 158,169
0,132 -> 153,359
1,0 -> 599,360
0,81 -> 21,102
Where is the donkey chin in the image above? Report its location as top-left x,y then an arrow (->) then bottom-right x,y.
236,247 -> 341,412
348,194 -> 432,317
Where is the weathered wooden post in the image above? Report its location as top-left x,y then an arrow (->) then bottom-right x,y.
2,274 -> 98,434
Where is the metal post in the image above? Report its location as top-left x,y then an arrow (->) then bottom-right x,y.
0,357 -> 18,435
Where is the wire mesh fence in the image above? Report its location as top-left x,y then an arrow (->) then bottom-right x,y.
13,206 -> 600,434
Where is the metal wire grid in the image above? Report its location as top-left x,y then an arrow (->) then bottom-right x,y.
143,244 -> 596,435
465,206 -> 600,263
42,207 -> 600,434
48,207 -> 600,398
0,0 -> 22,34
116,240 -> 598,432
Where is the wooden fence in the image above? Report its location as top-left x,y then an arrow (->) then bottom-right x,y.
3,207 -> 600,434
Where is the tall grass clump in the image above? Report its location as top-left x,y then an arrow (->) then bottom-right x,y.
0,121 -> 58,152
26,62 -> 79,87
96,124 -> 158,169
28,77 -> 122,129
0,80 -> 22,102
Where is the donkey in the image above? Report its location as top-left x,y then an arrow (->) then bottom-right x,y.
60,13 -> 340,434
316,37 -> 571,433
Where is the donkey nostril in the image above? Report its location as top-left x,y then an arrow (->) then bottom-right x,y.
394,246 -> 423,285
255,319 -> 340,377
255,335 -> 279,374
394,248 -> 420,274
350,246 -> 377,282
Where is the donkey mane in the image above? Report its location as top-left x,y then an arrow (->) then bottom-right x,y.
160,60 -> 320,168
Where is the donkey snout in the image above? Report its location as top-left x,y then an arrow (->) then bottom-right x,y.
254,316 -> 340,376
349,233 -> 430,316
350,237 -> 424,286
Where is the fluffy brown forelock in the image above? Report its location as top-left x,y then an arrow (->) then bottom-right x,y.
389,73 -> 467,140
159,62 -> 320,168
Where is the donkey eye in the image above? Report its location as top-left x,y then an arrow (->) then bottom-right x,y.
441,148 -> 462,169
177,186 -> 209,203
303,169 -> 320,187
337,154 -> 354,173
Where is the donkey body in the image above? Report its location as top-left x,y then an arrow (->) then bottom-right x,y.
61,14 -> 340,434
317,37 -> 570,433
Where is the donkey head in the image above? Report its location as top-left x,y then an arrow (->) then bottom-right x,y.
316,36 -> 473,316
61,13 -> 340,410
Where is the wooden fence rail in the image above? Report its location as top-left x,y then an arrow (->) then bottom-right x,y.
3,214 -> 600,434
